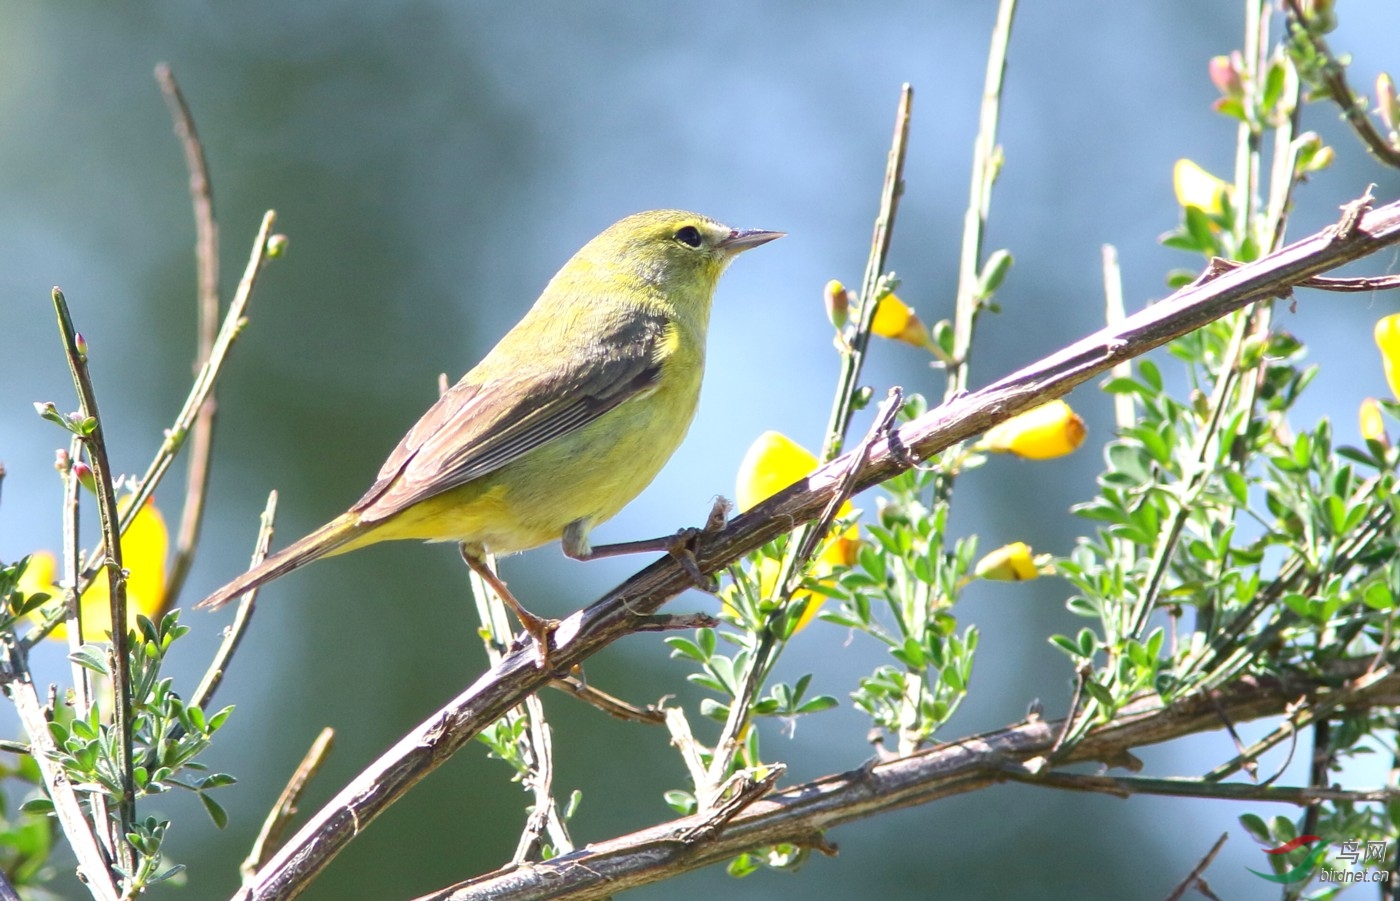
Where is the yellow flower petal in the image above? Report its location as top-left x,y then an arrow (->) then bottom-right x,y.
734,432 -> 861,633
972,542 -> 1047,582
27,495 -> 169,642
1173,158 -> 1230,216
1375,313 -> 1400,401
1360,397 -> 1388,444
981,400 -> 1087,460
871,293 -> 934,350
737,432 -> 817,512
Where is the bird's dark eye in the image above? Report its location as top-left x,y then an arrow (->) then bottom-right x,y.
674,225 -> 703,248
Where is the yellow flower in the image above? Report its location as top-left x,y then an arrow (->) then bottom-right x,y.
1375,313 -> 1400,401
1172,159 -> 1230,215
971,542 -> 1051,582
1360,397 -> 1388,445
22,495 -> 169,642
871,293 -> 935,350
734,431 -> 859,631
979,400 -> 1087,460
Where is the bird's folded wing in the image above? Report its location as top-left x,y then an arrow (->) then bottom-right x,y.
351,310 -> 669,522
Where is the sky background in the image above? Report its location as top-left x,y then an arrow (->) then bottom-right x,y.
2,3 -> 1400,899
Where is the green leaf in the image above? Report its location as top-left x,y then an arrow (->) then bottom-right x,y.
68,645 -> 110,676
1082,679 -> 1115,709
1362,581 -> 1395,611
1239,812 -> 1271,843
663,790 -> 696,815
727,852 -> 759,878
975,249 -> 1013,299
199,793 -> 228,829
18,798 -> 53,816
796,695 -> 839,714
665,636 -> 707,662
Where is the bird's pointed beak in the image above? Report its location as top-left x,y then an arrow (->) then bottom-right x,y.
719,228 -> 785,254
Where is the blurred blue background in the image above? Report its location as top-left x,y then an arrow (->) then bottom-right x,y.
2,2 -> 1399,898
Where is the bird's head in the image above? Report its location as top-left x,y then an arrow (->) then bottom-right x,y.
578,209 -> 783,299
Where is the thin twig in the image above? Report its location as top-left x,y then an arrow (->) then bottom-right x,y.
547,676 -> 665,724
465,554 -> 571,864
1002,768 -> 1397,806
945,0 -> 1017,398
59,436 -> 93,716
1101,244 -> 1134,431
50,288 -> 136,876
192,491 -> 276,712
27,214 -> 277,649
1206,259 -> 1400,291
1162,833 -> 1228,901
233,195 -> 1400,901
76,211 -> 276,585
818,84 -> 912,462
155,62 -> 222,609
703,394 -> 902,805
241,728 -> 335,881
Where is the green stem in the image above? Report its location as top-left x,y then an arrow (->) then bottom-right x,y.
51,288 -> 136,878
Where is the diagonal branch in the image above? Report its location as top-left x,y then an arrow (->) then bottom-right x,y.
155,62 -> 223,609
412,660 -> 1400,901
234,194 -> 1400,901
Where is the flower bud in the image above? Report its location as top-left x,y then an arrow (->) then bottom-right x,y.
824,279 -> 850,331
1359,398 -> 1388,446
1209,54 -> 1243,99
72,461 -> 97,494
1377,73 -> 1398,135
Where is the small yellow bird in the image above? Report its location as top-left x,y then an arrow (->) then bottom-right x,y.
197,210 -> 781,659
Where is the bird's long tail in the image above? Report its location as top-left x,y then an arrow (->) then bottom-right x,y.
195,513 -> 366,610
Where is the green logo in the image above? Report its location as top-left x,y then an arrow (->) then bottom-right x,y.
1247,835 -> 1327,884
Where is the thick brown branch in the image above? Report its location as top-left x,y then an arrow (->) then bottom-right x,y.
235,195 -> 1400,901
415,661 -> 1400,900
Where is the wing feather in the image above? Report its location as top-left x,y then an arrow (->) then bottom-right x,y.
351,307 -> 668,523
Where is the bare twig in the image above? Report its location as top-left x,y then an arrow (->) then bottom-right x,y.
233,195 -> 1400,901
50,288 -> 136,875
84,211 -> 276,579
1208,258 -> 1400,291
819,84 -> 912,462
192,491 -> 277,712
241,728 -> 335,881
1162,833 -> 1228,901
1002,768 -> 1397,807
547,676 -> 665,725
59,437 -> 93,715
464,554 -> 572,865
154,62 -> 222,608
26,213 -> 277,648
1101,244 -> 1134,430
